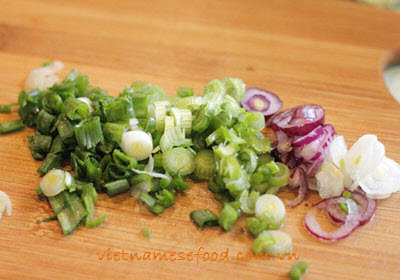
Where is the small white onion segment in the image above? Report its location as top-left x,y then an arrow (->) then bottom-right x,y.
316,161 -> 344,198
359,157 -> 400,198
77,97 -> 93,114
0,190 -> 12,219
255,194 -> 285,229
328,135 -> 348,169
40,169 -> 66,197
121,131 -> 153,161
344,134 -> 385,190
25,60 -> 64,92
258,230 -> 293,257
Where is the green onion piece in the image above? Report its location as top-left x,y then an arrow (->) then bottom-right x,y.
48,191 -> 87,235
203,79 -> 225,95
130,92 -> 148,118
103,122 -> 128,145
159,127 -> 185,152
175,96 -> 204,110
177,87 -> 194,98
239,148 -> 258,174
255,194 -> 285,229
75,117 -> 104,149
239,190 -> 260,214
269,162 -> 290,187
248,133 -> 271,154
155,189 -> 175,208
62,97 -> 89,121
139,191 -> 156,208
129,174 -> 153,195
113,149 -> 137,170
192,106 -> 211,133
108,163 -> 133,180
194,150 -> 216,179
0,104 -> 12,113
84,157 -> 102,188
266,185 -> 281,195
150,203 -> 165,215
103,179 -> 130,197
141,228 -> 152,240
130,81 -> 167,105
210,111 -> 232,131
174,174 -> 190,192
36,186 -> 44,196
252,231 -> 276,254
289,262 -> 308,280
36,110 -> 55,135
28,134 -> 52,159
50,136 -> 65,154
218,203 -> 239,231
102,97 -> 135,122
0,119 -> 24,135
97,141 -> 114,154
339,202 -> 349,214
343,190 -> 352,198
257,153 -> 274,167
85,216 -> 107,228
208,173 -> 226,193
190,209 -> 219,229
250,172 -> 266,185
221,77 -> 245,102
37,215 -> 57,224
162,147 -> 195,176
82,183 -> 106,228
266,161 -> 280,174
246,217 -> 268,237
37,153 -> 62,176
223,169 -> 250,198
238,111 -> 265,131
56,116 -> 75,144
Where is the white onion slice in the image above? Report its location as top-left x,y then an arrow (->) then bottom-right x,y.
144,155 -> 154,173
0,191 -> 12,218
359,157 -> 400,197
121,131 -> 153,161
328,136 -> 347,168
40,169 -> 66,197
315,161 -> 344,198
344,134 -> 385,190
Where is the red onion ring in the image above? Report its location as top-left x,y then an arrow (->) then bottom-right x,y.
327,191 -> 376,226
304,197 -> 361,242
241,88 -> 283,118
271,104 -> 325,136
286,167 -> 308,207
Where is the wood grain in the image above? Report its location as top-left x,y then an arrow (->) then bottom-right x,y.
0,0 -> 400,279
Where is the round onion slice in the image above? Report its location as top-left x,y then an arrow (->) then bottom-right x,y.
271,104 -> 325,136
304,197 -> 361,242
286,167 -> 308,207
241,88 -> 282,118
327,191 -> 376,226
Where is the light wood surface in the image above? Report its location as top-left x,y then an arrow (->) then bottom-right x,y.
1,0 -> 400,279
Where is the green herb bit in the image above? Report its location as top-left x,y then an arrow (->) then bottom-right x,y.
37,153 -> 62,176
0,104 -> 12,113
339,202 -> 349,214
0,119 -> 24,134
218,203 -> 239,231
289,262 -> 308,280
103,179 -> 130,197
190,209 -> 219,230
246,217 -> 268,237
75,117 -> 104,149
177,87 -> 194,98
343,191 -> 352,198
37,215 -> 57,224
141,228 -> 152,240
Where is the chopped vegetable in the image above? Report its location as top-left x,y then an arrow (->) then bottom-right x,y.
190,209 -> 219,229
253,230 -> 293,257
255,194 -> 285,229
121,130 -> 153,160
241,88 -> 282,119
141,228 -> 152,240
289,262 -> 308,280
0,119 -> 24,134
40,169 -> 67,196
0,190 -> 12,219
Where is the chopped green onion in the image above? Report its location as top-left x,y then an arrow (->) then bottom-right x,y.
253,230 -> 293,257
62,97 -> 89,121
0,119 -> 24,135
194,150 -> 216,179
50,136 -> 65,154
239,148 -> 258,174
190,209 -> 219,229
343,190 -> 352,198
155,189 -> 175,208
121,130 -> 153,160
162,147 -> 195,176
103,179 -> 130,197
177,87 -> 194,98
48,191 -> 87,235
0,104 -> 12,113
289,262 -> 308,280
239,190 -> 259,214
339,202 -> 349,214
208,173 -> 226,193
28,134 -> 52,159
223,169 -> 250,198
103,121 -> 128,145
130,92 -> 148,118
159,126 -> 185,152
218,203 -> 238,231
221,78 -> 245,102
37,153 -> 62,176
113,149 -> 137,170
129,174 -> 153,197
74,117 -> 104,149
246,217 -> 268,237
174,174 -> 190,192
192,106 -> 211,133
141,228 -> 152,240
269,162 -> 290,187
255,194 -> 285,229
102,97 -> 135,122
139,191 -> 156,208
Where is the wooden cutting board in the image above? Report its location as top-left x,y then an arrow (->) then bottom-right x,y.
1,0 -> 400,279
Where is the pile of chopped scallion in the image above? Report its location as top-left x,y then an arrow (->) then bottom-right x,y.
0,66 -> 293,258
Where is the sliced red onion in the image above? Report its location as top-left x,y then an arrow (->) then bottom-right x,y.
293,125 -> 325,148
304,197 -> 361,242
327,191 -> 376,226
271,104 -> 325,136
241,88 -> 283,118
286,167 -> 308,207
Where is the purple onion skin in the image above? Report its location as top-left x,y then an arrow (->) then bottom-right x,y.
241,87 -> 283,119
